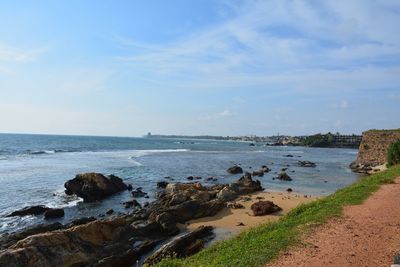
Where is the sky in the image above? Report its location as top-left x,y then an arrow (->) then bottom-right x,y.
0,0 -> 399,137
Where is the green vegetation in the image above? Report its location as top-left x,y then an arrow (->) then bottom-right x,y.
387,140 -> 400,167
154,164 -> 400,267
301,133 -> 335,147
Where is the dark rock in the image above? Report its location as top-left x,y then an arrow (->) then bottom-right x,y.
106,209 -> 114,215
194,176 -> 202,180
68,217 -> 96,227
187,176 -> 194,180
236,222 -> 245,226
261,165 -> 271,173
145,226 -> 214,265
127,184 -> 133,191
157,181 -> 169,189
249,143 -> 255,146
123,200 -> 140,209
7,205 -> 50,217
286,188 -> 293,192
131,189 -> 147,198
64,173 -> 128,202
251,201 -> 282,216
227,165 -> 243,174
252,170 -> 264,177
276,172 -> 292,181
44,208 -> 65,219
281,168 -> 288,171
285,154 -> 294,157
206,177 -> 214,181
298,160 -> 316,167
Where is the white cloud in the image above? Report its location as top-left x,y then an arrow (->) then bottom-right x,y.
115,0 -> 400,93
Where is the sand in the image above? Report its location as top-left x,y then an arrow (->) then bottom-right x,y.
180,190 -> 316,241
266,177 -> 400,267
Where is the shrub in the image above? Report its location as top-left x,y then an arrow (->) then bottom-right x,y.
387,140 -> 400,166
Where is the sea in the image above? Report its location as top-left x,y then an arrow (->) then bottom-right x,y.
0,133 -> 360,235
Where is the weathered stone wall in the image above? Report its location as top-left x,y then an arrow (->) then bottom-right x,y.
351,129 -> 400,173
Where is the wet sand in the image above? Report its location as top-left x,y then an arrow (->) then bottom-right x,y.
180,190 -> 316,241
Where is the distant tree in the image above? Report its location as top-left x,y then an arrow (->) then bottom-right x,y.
387,140 -> 400,167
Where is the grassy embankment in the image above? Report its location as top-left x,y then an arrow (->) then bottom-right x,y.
154,164 -> 400,267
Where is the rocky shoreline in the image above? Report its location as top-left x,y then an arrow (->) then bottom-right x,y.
0,167 -> 275,267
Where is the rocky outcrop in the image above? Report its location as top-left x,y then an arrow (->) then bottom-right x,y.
64,173 -> 128,201
145,226 -> 214,265
227,165 -> 243,174
351,129 -> 400,174
251,201 -> 282,216
0,175 -> 263,266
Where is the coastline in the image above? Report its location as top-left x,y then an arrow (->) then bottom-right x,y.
182,190 -> 317,242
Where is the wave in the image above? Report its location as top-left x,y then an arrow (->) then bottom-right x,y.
26,149 -> 78,155
128,149 -> 190,158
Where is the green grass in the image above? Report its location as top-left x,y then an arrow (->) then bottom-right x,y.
153,164 -> 400,267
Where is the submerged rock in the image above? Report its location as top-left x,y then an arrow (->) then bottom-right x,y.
64,173 -> 128,202
227,165 -> 243,174
251,201 -> 282,216
298,160 -> 316,167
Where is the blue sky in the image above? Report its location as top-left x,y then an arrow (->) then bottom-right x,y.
0,0 -> 399,136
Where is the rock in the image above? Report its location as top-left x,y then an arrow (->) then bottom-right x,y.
169,192 -> 189,205
127,184 -> 133,191
157,181 -> 169,188
194,176 -> 202,180
187,176 -> 194,180
106,209 -> 114,215
64,173 -> 128,202
249,143 -> 255,146
7,205 -> 50,217
44,208 -> 65,219
251,201 -> 282,216
216,186 -> 238,201
281,167 -> 288,171
206,177 -> 214,181
298,160 -> 316,167
0,218 -> 139,267
236,222 -> 245,226
227,165 -> 243,174
226,202 -> 244,209
284,154 -> 294,157
286,188 -> 293,192
123,200 -> 140,208
276,172 -> 292,181
145,226 -> 214,265
252,170 -> 264,177
131,189 -> 147,198
261,165 -> 271,173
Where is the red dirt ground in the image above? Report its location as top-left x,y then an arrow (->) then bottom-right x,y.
266,177 -> 400,267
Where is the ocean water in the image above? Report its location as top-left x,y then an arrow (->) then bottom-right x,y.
0,133 -> 360,234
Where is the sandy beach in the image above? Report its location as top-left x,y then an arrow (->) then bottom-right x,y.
181,190 -> 317,241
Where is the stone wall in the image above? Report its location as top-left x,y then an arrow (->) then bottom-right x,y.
351,129 -> 400,173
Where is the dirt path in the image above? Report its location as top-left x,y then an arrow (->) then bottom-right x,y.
266,177 -> 400,267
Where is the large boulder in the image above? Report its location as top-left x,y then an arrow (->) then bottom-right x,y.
251,201 -> 282,216
227,165 -> 243,174
64,173 -> 128,201
216,186 -> 238,201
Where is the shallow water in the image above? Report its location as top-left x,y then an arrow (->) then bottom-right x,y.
0,133 -> 360,234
